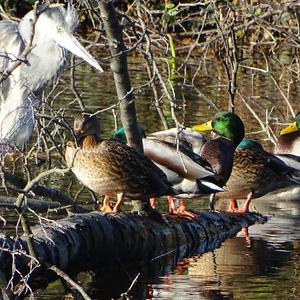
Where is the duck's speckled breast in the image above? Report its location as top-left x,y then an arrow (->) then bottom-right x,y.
66,139 -> 173,198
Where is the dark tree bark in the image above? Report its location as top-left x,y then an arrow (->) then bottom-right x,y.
97,0 -> 143,153
0,210 -> 265,297
0,196 -> 60,212
3,172 -> 88,213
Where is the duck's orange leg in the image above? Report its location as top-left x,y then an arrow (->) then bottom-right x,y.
100,195 -> 113,212
150,197 -> 156,209
167,195 -> 177,214
238,192 -> 252,214
113,192 -> 125,213
228,192 -> 252,214
228,199 -> 238,212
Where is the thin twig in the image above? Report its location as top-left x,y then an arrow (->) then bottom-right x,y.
49,265 -> 92,300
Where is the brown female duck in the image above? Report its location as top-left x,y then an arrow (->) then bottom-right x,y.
65,113 -> 175,213
219,139 -> 300,212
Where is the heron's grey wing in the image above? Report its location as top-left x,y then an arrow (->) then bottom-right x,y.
0,20 -> 25,105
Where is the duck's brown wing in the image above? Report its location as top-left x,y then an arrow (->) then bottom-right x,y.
223,148 -> 297,199
93,139 -> 175,197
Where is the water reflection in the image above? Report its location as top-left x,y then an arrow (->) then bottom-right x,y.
151,195 -> 300,300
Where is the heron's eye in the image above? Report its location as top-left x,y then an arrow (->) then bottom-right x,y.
57,27 -> 63,33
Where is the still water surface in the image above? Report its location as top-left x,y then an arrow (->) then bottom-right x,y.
3,54 -> 300,299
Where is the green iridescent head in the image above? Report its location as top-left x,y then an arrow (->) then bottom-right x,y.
192,111 -> 245,147
113,126 -> 145,143
238,139 -> 264,151
113,127 -> 127,143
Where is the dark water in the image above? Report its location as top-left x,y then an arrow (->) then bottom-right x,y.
1,53 -> 300,299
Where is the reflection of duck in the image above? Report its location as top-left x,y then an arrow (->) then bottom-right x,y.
113,127 -> 223,218
216,138 -> 300,212
65,113 -> 175,213
274,113 -> 300,155
187,233 -> 294,298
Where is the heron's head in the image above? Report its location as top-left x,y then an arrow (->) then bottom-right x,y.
19,4 -> 103,72
73,113 -> 101,142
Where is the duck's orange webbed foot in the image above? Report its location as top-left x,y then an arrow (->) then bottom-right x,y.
228,192 -> 253,215
177,199 -> 199,220
100,204 -> 113,213
100,195 -> 113,212
168,196 -> 199,220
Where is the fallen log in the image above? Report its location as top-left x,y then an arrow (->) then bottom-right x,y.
0,210 -> 266,297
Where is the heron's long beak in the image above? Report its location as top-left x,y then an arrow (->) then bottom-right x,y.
280,121 -> 297,135
56,31 -> 103,72
192,120 -> 213,132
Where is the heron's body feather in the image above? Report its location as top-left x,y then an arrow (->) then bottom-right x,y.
0,5 -> 102,148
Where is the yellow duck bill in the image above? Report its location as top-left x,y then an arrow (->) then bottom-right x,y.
192,120 -> 213,132
280,121 -> 297,135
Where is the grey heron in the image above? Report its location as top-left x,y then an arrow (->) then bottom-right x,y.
0,4 -> 103,150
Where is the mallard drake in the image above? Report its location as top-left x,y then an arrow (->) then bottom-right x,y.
114,127 -> 206,155
192,112 -> 245,186
147,127 -> 206,154
216,138 -> 300,212
192,111 -> 251,213
65,113 -> 175,213
274,113 -> 300,156
113,127 -> 223,218
238,139 -> 264,152
275,153 -> 300,172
